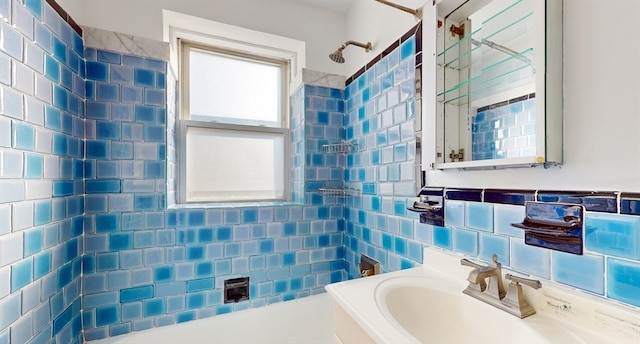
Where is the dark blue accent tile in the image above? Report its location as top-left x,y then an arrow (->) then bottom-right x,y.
259,239 -> 274,254
135,105 -> 156,123
537,191 -> 618,213
513,202 -> 583,255
110,233 -> 132,251
86,180 -> 120,193
53,306 -> 73,335
134,68 -> 155,87
96,121 -> 120,140
188,246 -> 204,260
620,193 -> 640,215
446,188 -> 482,201
217,227 -> 232,241
86,140 -> 110,159
96,306 -> 119,327
484,189 -> 535,205
96,214 -> 119,232
86,61 -> 108,81
154,266 -> 174,283
282,252 -> 296,266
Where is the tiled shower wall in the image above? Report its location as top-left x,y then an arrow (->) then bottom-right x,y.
80,40 -> 347,339
0,0 -> 85,343
341,29 -> 640,310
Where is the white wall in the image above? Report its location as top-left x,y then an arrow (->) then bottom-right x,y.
423,0 -> 640,192
57,0 -> 349,76
344,0 -> 426,75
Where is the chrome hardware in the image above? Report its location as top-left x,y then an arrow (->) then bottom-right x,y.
461,255 -> 542,318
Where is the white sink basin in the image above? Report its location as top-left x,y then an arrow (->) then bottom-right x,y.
374,276 -> 613,344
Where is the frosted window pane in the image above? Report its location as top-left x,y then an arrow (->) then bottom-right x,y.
189,49 -> 281,127
185,127 -> 285,202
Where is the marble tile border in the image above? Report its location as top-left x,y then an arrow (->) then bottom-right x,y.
82,26 -> 170,61
301,69 -> 345,89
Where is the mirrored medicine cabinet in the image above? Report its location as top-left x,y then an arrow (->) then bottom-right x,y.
422,0 -> 562,170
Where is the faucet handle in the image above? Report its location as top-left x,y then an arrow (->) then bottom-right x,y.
460,258 -> 484,269
505,274 -> 542,290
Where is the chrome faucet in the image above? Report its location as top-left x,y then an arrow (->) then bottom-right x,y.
460,254 -> 542,318
460,254 -> 506,300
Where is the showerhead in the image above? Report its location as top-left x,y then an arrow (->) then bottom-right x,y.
328,41 -> 372,63
329,49 -> 345,63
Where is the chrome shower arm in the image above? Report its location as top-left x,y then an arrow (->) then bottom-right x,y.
375,0 -> 423,20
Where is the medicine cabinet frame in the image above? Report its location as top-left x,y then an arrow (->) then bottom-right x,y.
422,0 -> 562,170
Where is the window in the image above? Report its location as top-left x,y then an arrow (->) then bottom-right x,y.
179,42 -> 290,203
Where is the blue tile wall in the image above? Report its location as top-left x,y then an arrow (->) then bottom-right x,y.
0,0 -> 84,343
2,3 -> 640,343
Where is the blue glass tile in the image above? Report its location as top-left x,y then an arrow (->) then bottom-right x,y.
188,246 -> 205,260
86,140 -> 110,159
97,50 -> 121,64
510,240 -> 550,279
146,58 -> 165,71
144,161 -> 164,179
13,122 -> 35,151
142,298 -> 164,317
96,121 -> 120,140
215,259 -> 231,275
135,105 -> 156,123
86,101 -> 109,119
34,251 -> 50,279
585,213 -> 640,260
120,86 -> 142,103
444,200 -> 465,228
134,68 -> 155,87
552,251 -> 603,294
607,258 -> 640,307
86,61 -> 108,81
25,153 -> 43,179
400,36 -> 415,60
11,258 -> 33,291
156,72 -> 166,88
25,0 -> 42,19
134,194 -> 157,211
143,125 -> 164,142
493,204 -> 525,238
86,180 -> 121,193
97,83 -> 120,101
433,226 -> 452,250
94,306 -> 119,327
453,228 -> 478,256
465,202 -> 494,232
144,89 -> 165,106
478,233 -> 509,265
45,54 -> 60,82
52,36 -> 66,63
154,266 -> 174,283
393,200 -> 407,216
110,232 -> 132,251
24,227 -> 43,256
121,286 -> 154,302
394,237 -> 407,255
96,214 -> 119,232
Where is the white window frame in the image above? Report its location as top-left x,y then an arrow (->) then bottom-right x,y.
164,10 -> 305,205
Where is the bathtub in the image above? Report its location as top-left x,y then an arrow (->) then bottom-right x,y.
89,292 -> 334,343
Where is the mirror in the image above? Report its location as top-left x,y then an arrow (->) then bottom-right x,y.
423,0 -> 562,169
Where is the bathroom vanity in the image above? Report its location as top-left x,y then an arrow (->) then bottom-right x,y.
326,248 -> 640,343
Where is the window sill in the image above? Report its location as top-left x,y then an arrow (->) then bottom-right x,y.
167,200 -> 303,209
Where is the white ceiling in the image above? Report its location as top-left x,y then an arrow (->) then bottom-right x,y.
294,0 -> 354,14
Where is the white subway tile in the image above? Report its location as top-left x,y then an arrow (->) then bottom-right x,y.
25,180 -> 52,200
12,200 -> 33,231
0,232 -> 23,266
